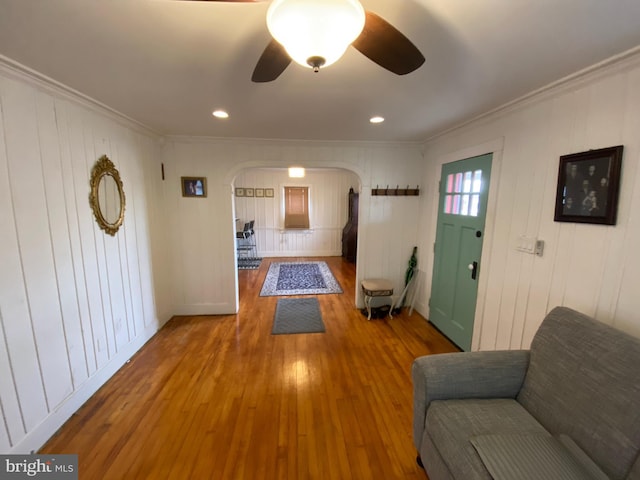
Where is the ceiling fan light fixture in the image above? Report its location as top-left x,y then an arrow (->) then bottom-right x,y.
267,0 -> 365,71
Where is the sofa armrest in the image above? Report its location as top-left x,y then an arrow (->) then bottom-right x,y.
412,350 -> 530,450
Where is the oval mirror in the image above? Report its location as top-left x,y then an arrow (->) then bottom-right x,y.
89,155 -> 125,236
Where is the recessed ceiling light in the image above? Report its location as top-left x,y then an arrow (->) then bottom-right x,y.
370,116 -> 384,124
212,110 -> 229,119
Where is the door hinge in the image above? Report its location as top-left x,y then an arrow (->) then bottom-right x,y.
433,242 -> 436,253
438,180 -> 441,193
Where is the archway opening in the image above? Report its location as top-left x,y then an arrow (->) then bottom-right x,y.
232,166 -> 362,306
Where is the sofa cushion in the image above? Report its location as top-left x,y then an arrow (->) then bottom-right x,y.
412,350 -> 530,451
517,307 -> 640,480
470,433 -> 609,480
425,398 -> 548,480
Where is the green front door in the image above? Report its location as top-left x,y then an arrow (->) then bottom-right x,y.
429,154 -> 492,351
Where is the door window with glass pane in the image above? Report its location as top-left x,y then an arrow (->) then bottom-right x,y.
443,169 -> 483,217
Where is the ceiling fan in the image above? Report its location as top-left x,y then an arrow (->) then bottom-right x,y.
185,0 -> 425,82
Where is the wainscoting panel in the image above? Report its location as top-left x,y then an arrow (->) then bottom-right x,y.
257,227 -> 344,257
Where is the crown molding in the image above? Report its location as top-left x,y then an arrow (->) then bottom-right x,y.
424,45 -> 640,143
164,134 -> 422,150
0,54 -> 159,139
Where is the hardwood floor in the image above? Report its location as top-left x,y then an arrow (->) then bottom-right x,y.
40,257 -> 458,479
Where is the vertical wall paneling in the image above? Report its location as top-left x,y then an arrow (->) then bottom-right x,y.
0,310 -> 13,452
421,52 -> 640,348
2,77 -> 71,421
122,139 -> 148,337
35,92 -> 88,390
68,111 -> 110,369
609,66 -> 640,334
0,62 -> 165,452
0,92 -> 30,446
53,100 -> 98,377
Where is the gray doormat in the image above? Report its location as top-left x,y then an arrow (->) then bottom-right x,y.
272,298 -> 325,335
237,257 -> 262,270
260,261 -> 342,296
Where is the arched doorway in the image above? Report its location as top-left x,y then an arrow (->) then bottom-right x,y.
231,167 -> 362,306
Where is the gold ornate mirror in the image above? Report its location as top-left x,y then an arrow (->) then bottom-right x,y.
89,155 -> 125,236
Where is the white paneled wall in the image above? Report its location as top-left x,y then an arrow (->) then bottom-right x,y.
163,140 -> 425,314
0,62 -> 167,453
234,168 -> 360,256
417,51 -> 640,350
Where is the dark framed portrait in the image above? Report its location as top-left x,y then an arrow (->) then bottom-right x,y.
554,146 -> 623,225
181,176 -> 207,198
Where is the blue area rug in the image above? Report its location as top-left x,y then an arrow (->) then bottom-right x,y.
272,298 -> 325,335
260,261 -> 343,296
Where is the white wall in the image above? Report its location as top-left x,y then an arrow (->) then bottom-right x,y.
162,139 -> 424,315
416,50 -> 640,350
234,168 -> 360,257
0,60 -> 169,453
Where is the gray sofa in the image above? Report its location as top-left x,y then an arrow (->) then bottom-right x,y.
412,306 -> 640,480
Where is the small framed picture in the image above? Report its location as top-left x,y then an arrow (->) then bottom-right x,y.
235,187 -> 245,197
554,145 -> 623,225
181,176 -> 207,198
245,188 -> 255,197
265,188 -> 274,198
255,188 -> 264,197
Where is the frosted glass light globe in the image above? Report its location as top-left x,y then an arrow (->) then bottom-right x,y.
267,0 -> 365,70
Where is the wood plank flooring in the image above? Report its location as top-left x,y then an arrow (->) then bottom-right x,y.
40,257 -> 459,479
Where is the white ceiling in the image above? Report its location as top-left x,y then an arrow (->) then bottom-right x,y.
1,0 -> 640,142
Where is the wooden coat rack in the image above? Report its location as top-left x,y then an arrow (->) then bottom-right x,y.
371,185 -> 420,196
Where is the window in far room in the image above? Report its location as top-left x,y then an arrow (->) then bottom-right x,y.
284,186 -> 310,229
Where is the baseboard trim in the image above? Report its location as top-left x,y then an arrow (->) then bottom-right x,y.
11,321 -> 163,454
259,251 -> 342,258
172,302 -> 237,316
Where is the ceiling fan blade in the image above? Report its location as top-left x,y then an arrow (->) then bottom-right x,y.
352,11 -> 425,75
252,39 -> 292,83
